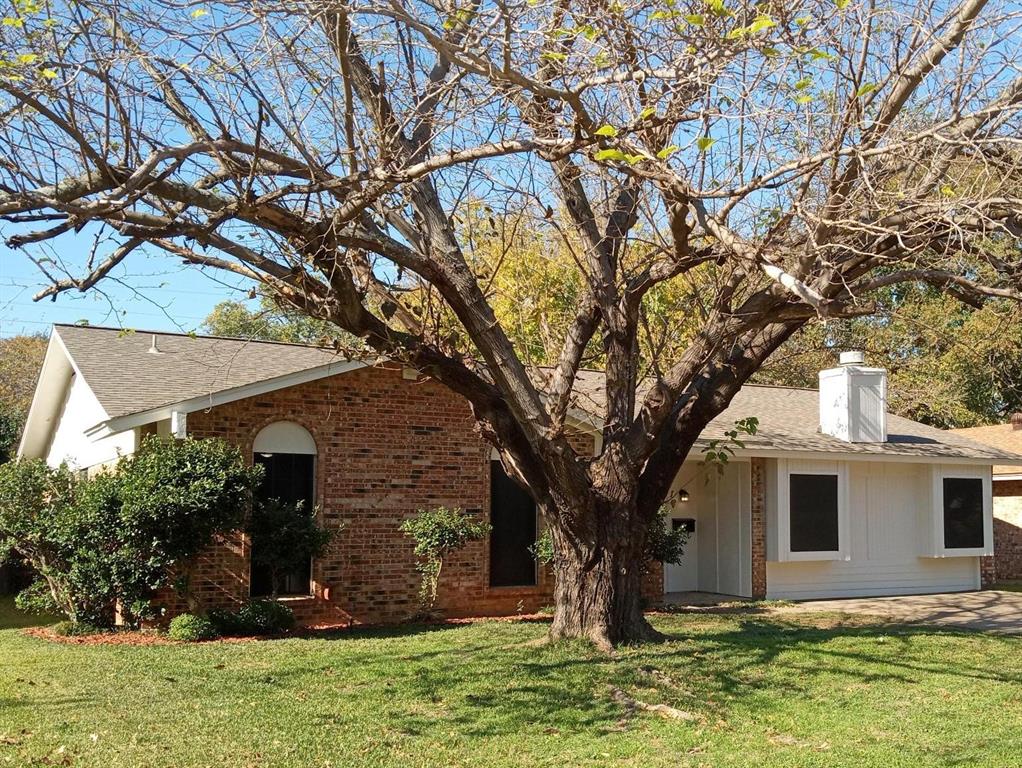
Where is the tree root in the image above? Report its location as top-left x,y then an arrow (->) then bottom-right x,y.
608,685 -> 699,722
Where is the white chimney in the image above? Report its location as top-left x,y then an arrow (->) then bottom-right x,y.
819,351 -> 887,443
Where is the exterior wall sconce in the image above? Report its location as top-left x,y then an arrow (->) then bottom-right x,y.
678,488 -> 690,502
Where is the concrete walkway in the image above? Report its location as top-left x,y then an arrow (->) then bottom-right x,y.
780,590 -> 1022,634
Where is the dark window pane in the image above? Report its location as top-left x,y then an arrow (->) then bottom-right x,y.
251,452 -> 315,596
943,478 -> 984,549
489,460 -> 537,587
789,474 -> 839,552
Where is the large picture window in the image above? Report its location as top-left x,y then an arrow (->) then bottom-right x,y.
489,460 -> 538,587
251,422 -> 317,597
942,477 -> 985,550
788,473 -> 840,553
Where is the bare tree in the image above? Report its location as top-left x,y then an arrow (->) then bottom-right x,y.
1,0 -> 1021,647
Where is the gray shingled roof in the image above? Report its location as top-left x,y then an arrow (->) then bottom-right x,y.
558,368 -> 1022,462
951,422 -> 1022,475
54,324 -> 1022,464
56,324 -> 351,419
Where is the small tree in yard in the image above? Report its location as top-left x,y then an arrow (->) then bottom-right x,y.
401,507 -> 490,615
3,0 -> 1022,646
0,437 -> 262,628
247,499 -> 334,597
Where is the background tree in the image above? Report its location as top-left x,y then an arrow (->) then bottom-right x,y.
0,334 -> 47,461
203,295 -> 345,345
1,0 -> 1022,647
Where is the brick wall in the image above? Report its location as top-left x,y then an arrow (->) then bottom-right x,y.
993,479 -> 1022,582
750,457 -> 768,599
152,364 -> 662,626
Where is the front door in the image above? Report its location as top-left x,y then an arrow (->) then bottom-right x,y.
664,517 -> 698,592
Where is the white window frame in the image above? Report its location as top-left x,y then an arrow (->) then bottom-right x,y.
775,458 -> 850,562
927,465 -> 993,558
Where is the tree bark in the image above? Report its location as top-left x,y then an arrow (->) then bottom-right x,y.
546,492 -> 662,650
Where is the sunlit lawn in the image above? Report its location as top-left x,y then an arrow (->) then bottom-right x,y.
1,598 -> 1020,767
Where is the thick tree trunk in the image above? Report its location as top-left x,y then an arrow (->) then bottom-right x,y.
546,492 -> 662,650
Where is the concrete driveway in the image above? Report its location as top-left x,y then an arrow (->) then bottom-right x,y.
781,590 -> 1022,634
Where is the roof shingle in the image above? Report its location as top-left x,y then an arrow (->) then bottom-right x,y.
55,324 -> 352,419
52,324 -> 1022,465
950,423 -> 1022,475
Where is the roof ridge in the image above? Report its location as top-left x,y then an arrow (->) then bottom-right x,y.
53,322 -> 335,351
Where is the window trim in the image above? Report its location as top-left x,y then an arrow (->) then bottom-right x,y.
775,459 -> 850,562
928,465 -> 993,558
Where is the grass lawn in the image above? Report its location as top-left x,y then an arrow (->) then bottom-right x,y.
1,600 -> 1020,767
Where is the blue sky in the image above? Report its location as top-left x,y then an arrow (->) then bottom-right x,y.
0,241 -> 255,339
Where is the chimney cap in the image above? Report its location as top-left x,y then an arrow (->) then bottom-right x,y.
839,350 -> 866,366
1011,413 -> 1022,431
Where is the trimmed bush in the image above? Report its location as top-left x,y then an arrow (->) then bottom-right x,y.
168,613 -> 219,642
233,599 -> 295,635
206,607 -> 246,637
400,507 -> 490,613
246,498 -> 333,597
0,437 -> 262,628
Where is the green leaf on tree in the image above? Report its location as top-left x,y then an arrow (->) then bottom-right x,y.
594,124 -> 618,137
855,82 -> 877,97
749,14 -> 776,34
696,136 -> 716,152
657,144 -> 680,159
594,148 -> 629,162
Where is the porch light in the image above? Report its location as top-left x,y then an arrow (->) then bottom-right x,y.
679,488 -> 690,503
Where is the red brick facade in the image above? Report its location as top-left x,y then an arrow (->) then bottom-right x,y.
992,479 -> 1022,583
750,457 -> 768,599
152,364 -> 664,626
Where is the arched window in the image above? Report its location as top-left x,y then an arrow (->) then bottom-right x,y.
251,421 -> 317,597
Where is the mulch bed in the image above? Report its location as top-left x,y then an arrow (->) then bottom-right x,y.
22,611 -> 555,646
23,627 -> 174,646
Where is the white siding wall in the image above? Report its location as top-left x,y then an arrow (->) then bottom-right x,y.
767,460 -> 980,599
676,461 -> 752,598
45,374 -> 136,471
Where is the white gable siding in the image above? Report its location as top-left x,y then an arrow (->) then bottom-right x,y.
45,374 -> 136,471
767,460 -> 979,599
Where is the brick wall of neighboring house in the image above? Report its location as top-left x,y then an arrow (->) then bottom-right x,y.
993,479 -> 1022,582
151,364 -> 663,626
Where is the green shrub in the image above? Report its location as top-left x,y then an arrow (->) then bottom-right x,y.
529,511 -> 687,571
168,613 -> 219,642
206,607 -> 246,637
400,507 -> 490,613
0,437 -> 262,628
246,498 -> 333,597
233,599 -> 295,635
13,579 -> 59,616
51,620 -> 105,637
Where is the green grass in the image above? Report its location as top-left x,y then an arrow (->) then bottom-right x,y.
1,600 -> 1020,767
995,582 -> 1022,593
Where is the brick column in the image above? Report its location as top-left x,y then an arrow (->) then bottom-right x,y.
980,555 -> 996,589
750,457 -> 768,599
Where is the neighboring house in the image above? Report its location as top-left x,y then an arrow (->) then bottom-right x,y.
951,417 -> 1022,582
17,326 -> 1022,625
